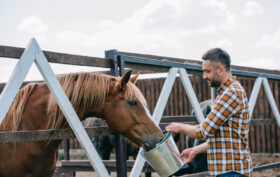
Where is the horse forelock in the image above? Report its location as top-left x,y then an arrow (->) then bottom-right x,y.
1,83 -> 38,131
125,82 -> 147,107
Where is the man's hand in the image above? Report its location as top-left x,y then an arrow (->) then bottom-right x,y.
181,142 -> 208,164
180,148 -> 197,164
165,122 -> 184,133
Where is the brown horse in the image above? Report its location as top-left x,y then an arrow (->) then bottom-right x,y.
0,70 -> 163,177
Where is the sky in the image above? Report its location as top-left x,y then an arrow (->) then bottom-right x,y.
0,0 -> 280,82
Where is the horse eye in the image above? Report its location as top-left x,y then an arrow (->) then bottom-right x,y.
128,100 -> 137,106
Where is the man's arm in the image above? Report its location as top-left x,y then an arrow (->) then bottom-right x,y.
192,141 -> 208,153
166,88 -> 241,140
181,142 -> 208,164
165,122 -> 197,138
196,89 -> 241,140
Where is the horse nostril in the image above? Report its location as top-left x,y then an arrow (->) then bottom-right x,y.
143,137 -> 163,151
144,142 -> 151,151
144,142 -> 150,148
142,131 -> 164,151
143,141 -> 154,151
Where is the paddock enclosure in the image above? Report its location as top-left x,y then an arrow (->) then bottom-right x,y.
0,40 -> 280,177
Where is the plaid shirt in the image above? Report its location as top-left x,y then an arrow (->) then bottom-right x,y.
196,77 -> 252,177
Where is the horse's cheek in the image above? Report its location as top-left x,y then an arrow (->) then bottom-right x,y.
104,100 -> 123,119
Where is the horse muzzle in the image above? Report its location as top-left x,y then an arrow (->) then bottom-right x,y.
142,133 -> 163,151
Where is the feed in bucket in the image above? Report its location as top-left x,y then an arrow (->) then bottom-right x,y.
141,132 -> 185,177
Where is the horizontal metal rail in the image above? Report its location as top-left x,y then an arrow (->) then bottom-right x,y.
121,55 -> 280,80
121,55 -> 202,71
231,69 -> 280,81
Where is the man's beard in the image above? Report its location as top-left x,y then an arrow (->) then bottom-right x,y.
209,73 -> 221,87
210,79 -> 220,87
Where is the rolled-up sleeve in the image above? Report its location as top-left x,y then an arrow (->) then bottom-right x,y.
196,89 -> 241,140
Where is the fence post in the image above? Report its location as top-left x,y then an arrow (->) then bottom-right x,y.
63,139 -> 70,160
106,49 -> 127,177
64,139 -> 76,177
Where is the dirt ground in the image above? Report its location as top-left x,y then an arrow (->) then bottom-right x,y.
56,153 -> 280,177
251,153 -> 280,177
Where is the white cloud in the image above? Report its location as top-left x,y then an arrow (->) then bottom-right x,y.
18,16 -> 48,33
205,0 -> 227,11
202,0 -> 235,31
242,1 -> 263,16
54,0 -> 188,50
258,29 -> 280,49
54,0 -> 238,53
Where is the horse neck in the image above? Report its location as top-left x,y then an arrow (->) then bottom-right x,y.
75,102 -> 105,121
45,72 -> 112,130
47,87 -> 107,130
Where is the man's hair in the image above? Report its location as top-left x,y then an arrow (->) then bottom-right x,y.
202,48 -> 231,71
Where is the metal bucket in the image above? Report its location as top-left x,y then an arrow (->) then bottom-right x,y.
140,132 -> 184,177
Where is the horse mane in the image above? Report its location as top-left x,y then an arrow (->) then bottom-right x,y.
1,72 -> 147,131
46,72 -> 111,129
47,72 -> 147,129
1,83 -> 38,131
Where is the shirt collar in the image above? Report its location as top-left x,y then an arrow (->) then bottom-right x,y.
217,76 -> 236,94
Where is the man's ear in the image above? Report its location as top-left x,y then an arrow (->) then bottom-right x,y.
120,70 -> 132,89
218,64 -> 225,74
130,72 -> 140,84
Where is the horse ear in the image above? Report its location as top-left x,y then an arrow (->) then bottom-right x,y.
120,70 -> 132,89
130,72 -> 140,84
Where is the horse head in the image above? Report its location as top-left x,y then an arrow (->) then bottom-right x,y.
102,70 -> 163,148
45,70 -> 163,149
